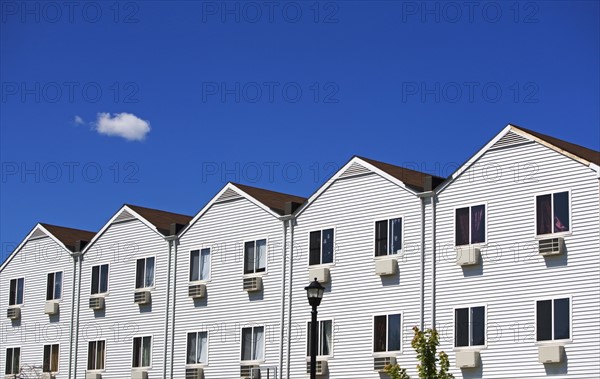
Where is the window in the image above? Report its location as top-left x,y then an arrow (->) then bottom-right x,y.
455,306 -> 485,347
132,336 -> 152,368
190,249 -> 211,281
375,218 -> 402,256
91,264 -> 109,295
87,340 -> 105,370
536,192 -> 570,235
5,347 -> 20,375
373,314 -> 401,352
43,344 -> 59,372
455,205 -> 485,246
8,278 -> 24,306
135,257 -> 155,289
307,320 -> 332,357
241,326 -> 264,361
187,332 -> 208,365
309,229 -> 334,265
46,272 -> 63,301
537,298 -> 570,341
244,240 -> 266,274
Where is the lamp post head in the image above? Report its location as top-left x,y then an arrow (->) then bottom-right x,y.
305,277 -> 325,308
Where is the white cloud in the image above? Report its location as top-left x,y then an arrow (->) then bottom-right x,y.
94,112 -> 151,141
74,115 -> 85,125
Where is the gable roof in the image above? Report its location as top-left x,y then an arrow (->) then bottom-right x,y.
357,156 -> 446,192
511,125 -> 600,166
125,204 -> 193,236
231,183 -> 307,215
39,223 -> 96,252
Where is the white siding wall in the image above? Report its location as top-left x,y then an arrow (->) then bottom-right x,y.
75,219 -> 169,379
290,173 -> 424,378
173,197 -> 285,379
0,235 -> 74,378
435,141 -> 600,378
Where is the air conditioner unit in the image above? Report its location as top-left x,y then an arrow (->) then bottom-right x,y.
538,345 -> 564,363
6,307 -> 20,320
5,374 -> 17,379
539,237 -> 564,256
240,365 -> 261,379
456,246 -> 480,266
375,258 -> 397,276
40,373 -> 55,379
305,360 -> 328,376
189,284 -> 207,299
308,267 -> 330,283
131,370 -> 148,379
85,373 -> 102,379
185,367 -> 204,379
374,356 -> 396,371
89,297 -> 105,311
45,301 -> 59,315
134,291 -> 151,305
243,276 -> 263,292
456,350 -> 479,368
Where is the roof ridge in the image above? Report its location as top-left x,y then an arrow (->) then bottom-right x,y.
355,155 -> 446,180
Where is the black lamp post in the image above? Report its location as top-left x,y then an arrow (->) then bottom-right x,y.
305,278 -> 325,379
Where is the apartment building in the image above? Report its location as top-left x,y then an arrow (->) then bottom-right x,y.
1,124 -> 598,379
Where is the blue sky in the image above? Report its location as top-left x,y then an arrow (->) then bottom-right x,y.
1,0 -> 599,261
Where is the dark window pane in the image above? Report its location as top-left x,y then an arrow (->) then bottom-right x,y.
91,266 -> 99,295
388,314 -> 401,351
322,229 -> 334,264
536,195 -> 552,235
321,320 -> 332,356
190,250 -> 200,281
375,220 -> 388,256
97,341 -> 105,369
9,279 -> 16,306
100,265 -> 109,293
455,308 -> 469,347
553,192 -> 570,233
46,273 -> 54,301
471,205 -> 486,244
554,298 -> 570,340
390,218 -> 402,254
142,337 -> 151,367
43,345 -> 51,372
306,322 -> 313,357
187,333 -> 196,364
537,300 -> 552,341
133,337 -> 141,367
309,231 -> 321,265
241,328 -> 252,360
455,208 -> 470,246
88,341 -> 95,370
16,279 -> 23,304
374,315 -> 387,352
54,272 -> 62,299
244,242 -> 255,274
50,345 -> 59,371
6,349 -> 13,374
471,306 -> 485,346
135,259 -> 145,289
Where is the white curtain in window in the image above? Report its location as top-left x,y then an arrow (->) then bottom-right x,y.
54,272 -> 62,299
200,249 -> 210,280
145,257 -> 155,287
322,320 -> 332,356
253,327 -> 264,361
256,240 -> 267,271
198,332 -> 208,364
142,336 -> 151,367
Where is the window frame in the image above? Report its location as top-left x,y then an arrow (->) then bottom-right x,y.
189,248 -> 212,283
242,238 -> 269,276
186,331 -> 209,367
305,318 -> 334,359
134,256 -> 156,290
534,190 -> 572,238
453,203 -> 487,247
86,339 -> 106,371
452,304 -> 488,350
534,296 -> 573,344
307,227 -> 336,267
372,312 -> 403,355
239,325 -> 266,363
4,346 -> 21,375
90,263 -> 110,296
373,216 -> 404,258
46,271 -> 64,301
131,335 -> 153,369
8,277 -> 25,307
42,343 -> 60,373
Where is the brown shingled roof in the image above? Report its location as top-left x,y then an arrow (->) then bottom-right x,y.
357,156 -> 446,191
232,183 -> 307,215
40,223 -> 96,252
512,125 -> 600,166
126,204 -> 193,236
